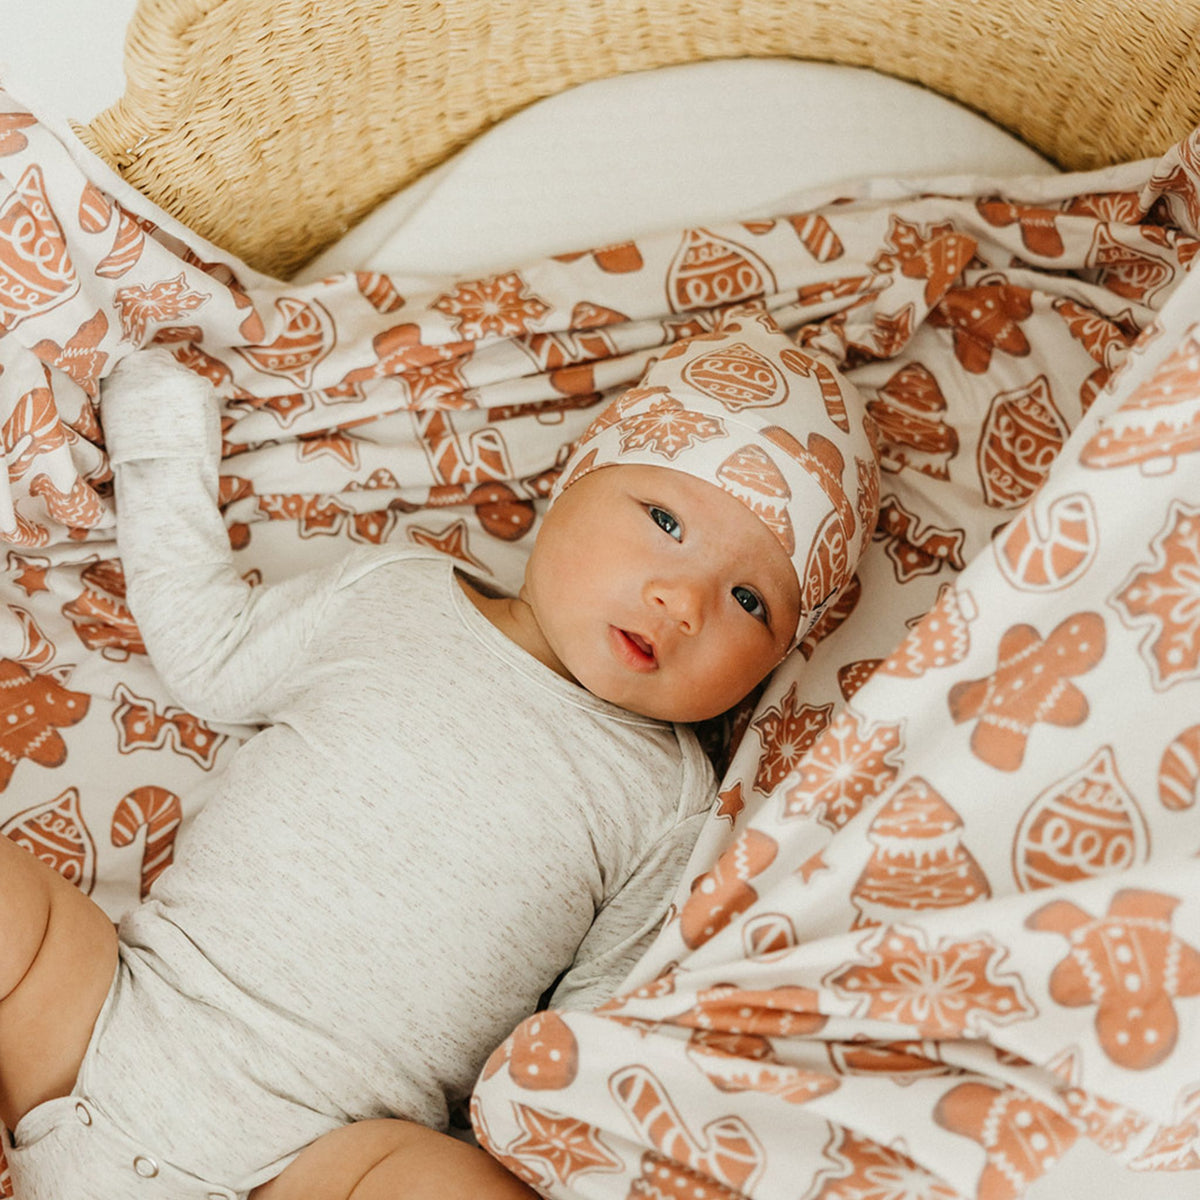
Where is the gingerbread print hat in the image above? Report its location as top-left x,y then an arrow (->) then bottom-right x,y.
553,307 -> 880,644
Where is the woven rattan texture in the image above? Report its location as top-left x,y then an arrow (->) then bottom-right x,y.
79,0 -> 1200,278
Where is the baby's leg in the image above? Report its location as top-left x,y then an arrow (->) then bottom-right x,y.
0,833 -> 117,1131
250,1119 -> 538,1200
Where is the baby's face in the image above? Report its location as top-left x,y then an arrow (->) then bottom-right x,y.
522,464 -> 801,722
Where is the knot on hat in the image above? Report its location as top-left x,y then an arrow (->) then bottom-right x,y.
554,306 -> 880,643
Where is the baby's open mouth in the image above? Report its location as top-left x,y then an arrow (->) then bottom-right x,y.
613,627 -> 657,669
626,631 -> 654,659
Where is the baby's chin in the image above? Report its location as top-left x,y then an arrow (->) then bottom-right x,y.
576,671 -> 736,725
558,640 -> 759,723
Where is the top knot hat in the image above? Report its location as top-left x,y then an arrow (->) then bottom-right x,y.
553,307 -> 880,645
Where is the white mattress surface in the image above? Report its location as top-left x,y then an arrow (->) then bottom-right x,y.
300,58 -> 1060,283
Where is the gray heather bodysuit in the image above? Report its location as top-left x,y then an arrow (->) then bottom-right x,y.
3,354 -> 713,1199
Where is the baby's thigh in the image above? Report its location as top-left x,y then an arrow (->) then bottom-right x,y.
250,1119 -> 538,1200
0,835 -> 118,1131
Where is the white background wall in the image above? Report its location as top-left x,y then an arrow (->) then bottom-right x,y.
0,0 -> 139,122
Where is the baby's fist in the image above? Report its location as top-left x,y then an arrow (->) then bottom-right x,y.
101,349 -> 222,469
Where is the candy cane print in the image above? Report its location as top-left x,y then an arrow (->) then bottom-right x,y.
111,785 -> 182,898
609,1065 -> 765,1193
411,407 -> 511,486
8,603 -> 55,671
1158,724 -> 1200,809
995,492 -> 1097,592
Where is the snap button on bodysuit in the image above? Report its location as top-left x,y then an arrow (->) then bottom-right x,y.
133,1155 -> 159,1177
74,1103 -> 92,1126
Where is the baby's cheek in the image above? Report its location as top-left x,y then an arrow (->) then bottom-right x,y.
689,651 -> 763,716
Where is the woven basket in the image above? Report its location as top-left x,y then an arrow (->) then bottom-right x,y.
79,0 -> 1200,279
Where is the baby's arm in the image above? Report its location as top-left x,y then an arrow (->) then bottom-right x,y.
102,351 -> 344,724
249,1119 -> 538,1200
550,808 -> 708,1012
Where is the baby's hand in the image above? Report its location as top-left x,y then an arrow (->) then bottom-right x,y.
102,347 -> 216,413
101,348 -> 222,469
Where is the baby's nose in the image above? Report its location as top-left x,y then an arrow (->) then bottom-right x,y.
648,576 -> 705,633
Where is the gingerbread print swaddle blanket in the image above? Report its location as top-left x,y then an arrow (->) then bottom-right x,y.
1,89 -> 1200,1197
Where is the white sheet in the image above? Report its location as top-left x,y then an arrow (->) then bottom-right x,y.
300,58 -> 1058,283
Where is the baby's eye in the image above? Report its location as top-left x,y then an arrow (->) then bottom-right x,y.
732,585 -> 767,623
648,506 -> 682,541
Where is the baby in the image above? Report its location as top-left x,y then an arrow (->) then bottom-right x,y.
0,308 -> 877,1199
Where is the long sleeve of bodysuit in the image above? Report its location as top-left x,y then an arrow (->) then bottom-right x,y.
102,350 -> 353,726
